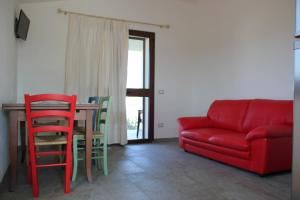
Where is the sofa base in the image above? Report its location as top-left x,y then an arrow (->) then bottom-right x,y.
182,137 -> 292,175
183,140 -> 252,173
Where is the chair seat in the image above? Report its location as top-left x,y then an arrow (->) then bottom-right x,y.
35,135 -> 67,146
208,133 -> 249,151
32,121 -> 65,145
74,131 -> 104,140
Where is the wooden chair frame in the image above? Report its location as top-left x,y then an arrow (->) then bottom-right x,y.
24,94 -> 76,197
72,96 -> 111,181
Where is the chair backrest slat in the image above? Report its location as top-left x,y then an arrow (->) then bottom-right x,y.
32,126 -> 69,134
25,93 -> 77,140
31,110 -> 72,119
27,94 -> 75,103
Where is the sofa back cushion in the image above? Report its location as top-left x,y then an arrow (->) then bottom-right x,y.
242,99 -> 293,132
207,100 -> 250,132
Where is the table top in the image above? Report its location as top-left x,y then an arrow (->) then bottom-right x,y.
2,103 -> 99,111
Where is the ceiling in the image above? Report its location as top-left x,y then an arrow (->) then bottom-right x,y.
19,0 -> 199,3
19,0 -> 69,3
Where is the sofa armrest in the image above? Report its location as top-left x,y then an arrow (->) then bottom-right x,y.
246,125 -> 292,141
177,116 -> 213,131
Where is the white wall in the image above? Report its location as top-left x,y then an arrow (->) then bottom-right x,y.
0,0 -> 18,181
17,0 -> 197,139
17,0 -> 294,139
191,0 -> 295,115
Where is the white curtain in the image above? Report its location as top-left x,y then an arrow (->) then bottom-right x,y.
65,14 -> 128,145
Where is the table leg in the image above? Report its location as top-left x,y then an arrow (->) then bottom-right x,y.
20,121 -> 26,163
9,111 -> 18,191
85,110 -> 93,182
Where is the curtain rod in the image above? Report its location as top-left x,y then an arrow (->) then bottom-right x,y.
57,8 -> 170,29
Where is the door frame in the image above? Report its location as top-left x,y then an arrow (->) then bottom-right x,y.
127,30 -> 155,144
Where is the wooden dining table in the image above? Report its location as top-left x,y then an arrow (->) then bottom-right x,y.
2,103 -> 99,191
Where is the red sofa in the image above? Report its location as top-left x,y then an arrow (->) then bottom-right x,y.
178,99 -> 293,175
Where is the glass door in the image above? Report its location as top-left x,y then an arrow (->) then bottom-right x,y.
126,30 -> 155,143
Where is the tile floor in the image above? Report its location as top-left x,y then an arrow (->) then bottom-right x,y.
0,141 -> 291,200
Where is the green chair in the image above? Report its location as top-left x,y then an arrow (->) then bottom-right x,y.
72,96 -> 112,181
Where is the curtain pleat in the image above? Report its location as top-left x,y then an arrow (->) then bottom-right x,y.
65,14 -> 128,145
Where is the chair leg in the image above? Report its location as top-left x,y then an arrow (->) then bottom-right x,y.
103,142 -> 108,176
65,164 -> 71,193
72,136 -> 78,182
70,148 -> 72,178
96,139 -> 101,171
137,110 -> 142,139
65,142 -> 72,193
20,121 -> 26,163
136,121 -> 140,139
30,161 -> 39,197
28,141 -> 39,197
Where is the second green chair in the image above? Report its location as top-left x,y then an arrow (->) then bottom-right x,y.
72,96 -> 112,181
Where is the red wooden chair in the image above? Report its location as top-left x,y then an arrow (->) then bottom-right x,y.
24,94 -> 76,197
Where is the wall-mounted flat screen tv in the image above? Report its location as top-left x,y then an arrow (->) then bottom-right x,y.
15,10 -> 30,40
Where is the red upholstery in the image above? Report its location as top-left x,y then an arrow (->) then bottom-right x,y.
184,143 -> 250,169
178,117 -> 213,147
177,117 -> 213,132
250,138 -> 292,174
242,99 -> 293,132
181,128 -> 237,143
207,100 -> 250,132
208,133 -> 248,151
183,137 -> 250,160
246,125 -> 292,141
178,99 -> 293,175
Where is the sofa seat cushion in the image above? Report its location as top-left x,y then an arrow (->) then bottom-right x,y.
208,133 -> 249,151
181,128 -> 243,143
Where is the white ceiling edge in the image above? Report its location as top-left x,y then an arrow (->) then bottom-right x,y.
19,0 -> 70,3
19,0 -> 200,3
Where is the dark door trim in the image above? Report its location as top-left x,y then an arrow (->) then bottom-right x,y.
127,30 -> 155,144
